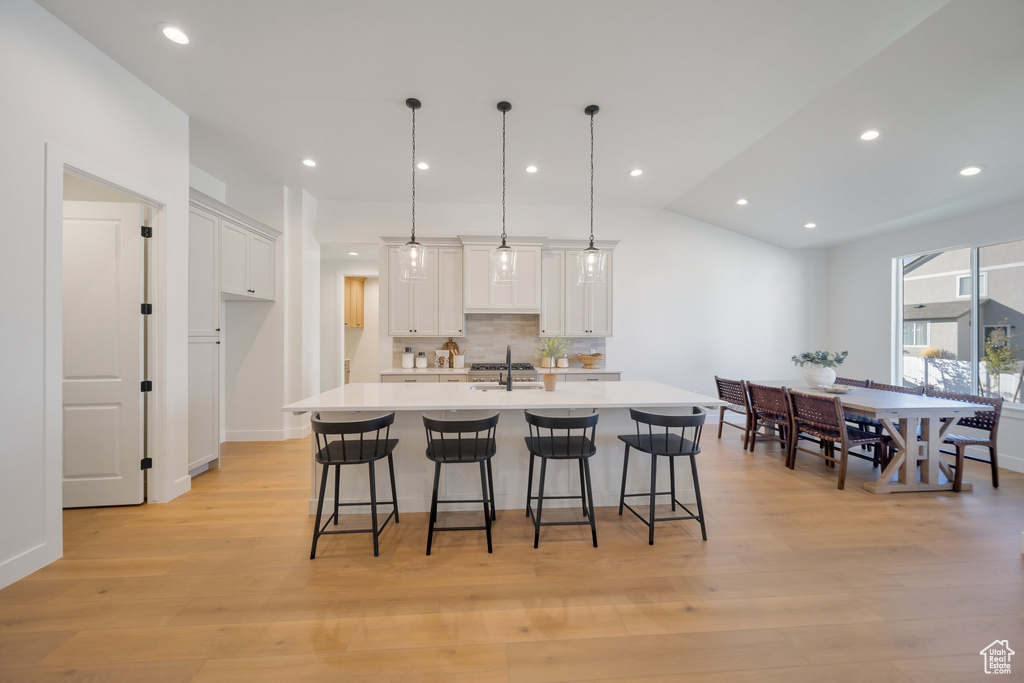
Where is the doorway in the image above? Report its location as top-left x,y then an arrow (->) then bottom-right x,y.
61,172 -> 157,508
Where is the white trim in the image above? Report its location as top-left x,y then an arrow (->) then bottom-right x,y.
189,188 -> 280,239
224,426 -> 311,442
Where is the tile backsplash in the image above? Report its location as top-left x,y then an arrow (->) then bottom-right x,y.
392,314 -> 607,368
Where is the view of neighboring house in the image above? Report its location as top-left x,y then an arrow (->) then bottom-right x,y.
902,240 -> 1024,400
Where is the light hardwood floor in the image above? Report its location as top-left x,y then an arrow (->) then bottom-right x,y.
2,433 -> 1023,681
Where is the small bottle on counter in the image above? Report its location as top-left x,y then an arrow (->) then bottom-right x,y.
556,353 -> 569,368
401,347 -> 414,369
415,351 -> 428,369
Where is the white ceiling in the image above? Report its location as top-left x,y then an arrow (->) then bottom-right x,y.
35,0 -> 1024,248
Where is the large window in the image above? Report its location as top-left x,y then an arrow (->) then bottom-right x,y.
899,241 -> 1023,404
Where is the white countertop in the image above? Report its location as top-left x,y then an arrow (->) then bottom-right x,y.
378,367 -> 622,375
284,380 -> 725,413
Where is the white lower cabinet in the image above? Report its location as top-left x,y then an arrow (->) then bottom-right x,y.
187,336 -> 220,470
564,373 -> 621,382
381,374 -> 441,383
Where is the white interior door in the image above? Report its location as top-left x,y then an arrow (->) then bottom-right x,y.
62,200 -> 145,508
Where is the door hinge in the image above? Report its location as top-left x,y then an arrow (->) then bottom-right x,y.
140,457 -> 153,470
141,303 -> 153,315
141,225 -> 153,238
141,380 -> 153,392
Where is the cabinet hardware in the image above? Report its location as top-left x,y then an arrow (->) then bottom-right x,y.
140,457 -> 153,470
140,303 -> 152,315
140,225 -> 153,238
140,380 -> 153,392
404,379 -> 416,382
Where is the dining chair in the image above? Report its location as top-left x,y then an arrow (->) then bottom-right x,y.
745,383 -> 791,457
872,382 -> 925,395
925,389 -> 1003,491
714,376 -> 753,449
786,391 -> 891,490
834,377 -> 871,388
834,377 -> 884,467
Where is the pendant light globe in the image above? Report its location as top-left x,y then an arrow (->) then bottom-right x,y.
490,101 -> 518,285
578,104 -> 607,285
399,97 -> 428,282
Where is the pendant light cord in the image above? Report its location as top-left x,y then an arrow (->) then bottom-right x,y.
589,110 -> 595,249
410,106 -> 416,243
501,107 -> 507,246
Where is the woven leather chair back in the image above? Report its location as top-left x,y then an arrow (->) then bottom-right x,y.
925,389 -> 1003,433
747,383 -> 789,421
714,376 -> 748,408
834,377 -> 870,388
872,382 -> 924,395
788,391 -> 844,442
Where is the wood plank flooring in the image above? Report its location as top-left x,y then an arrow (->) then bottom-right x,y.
2,434 -> 1023,681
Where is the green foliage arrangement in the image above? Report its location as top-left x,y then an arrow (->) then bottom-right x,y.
536,335 -> 570,358
791,350 -> 848,368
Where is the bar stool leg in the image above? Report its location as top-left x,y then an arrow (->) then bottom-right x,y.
669,456 -> 677,511
648,453 -> 658,546
486,459 -> 496,521
583,458 -> 598,548
578,459 -> 588,518
426,461 -> 441,556
387,453 -> 400,523
525,453 -> 535,518
368,461 -> 379,557
333,464 -> 340,525
689,453 -> 707,541
534,458 -> 547,549
310,463 -> 329,560
618,443 -> 630,515
479,461 -> 493,553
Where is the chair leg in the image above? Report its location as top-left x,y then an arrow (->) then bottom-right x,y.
333,463 -> 340,525
486,458 -> 496,520
748,420 -> 757,452
742,413 -> 752,450
689,454 -> 707,541
534,458 -> 547,549
368,461 -> 380,557
525,453 -> 535,518
837,446 -> 848,491
310,462 -> 329,560
578,458 -> 589,518
583,458 -> 598,548
669,456 -> 677,511
479,461 -> 493,554
990,446 -> 999,488
618,443 -> 630,515
717,407 -> 724,439
953,445 -> 966,493
426,461 -> 441,556
387,453 -> 400,524
648,453 -> 658,546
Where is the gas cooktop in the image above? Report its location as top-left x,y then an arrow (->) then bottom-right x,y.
470,362 -> 535,371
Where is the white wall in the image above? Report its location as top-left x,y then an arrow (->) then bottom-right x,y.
320,263 -> 379,389
318,200 -> 828,397
0,0 -> 190,587
826,199 -> 1024,470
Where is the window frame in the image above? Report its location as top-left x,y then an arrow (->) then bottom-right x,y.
902,320 -> 930,348
955,271 -> 987,298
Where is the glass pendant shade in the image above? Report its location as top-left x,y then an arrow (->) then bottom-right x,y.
398,240 -> 428,282
577,246 -> 607,285
490,244 -> 517,285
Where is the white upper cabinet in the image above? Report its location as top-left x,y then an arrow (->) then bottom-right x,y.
388,246 -> 440,336
219,219 -> 275,301
438,247 -> 465,336
463,243 -> 542,312
564,249 -> 612,337
188,206 -> 220,336
540,249 -> 565,336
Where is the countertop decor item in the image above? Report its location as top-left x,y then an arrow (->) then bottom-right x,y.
820,384 -> 854,394
578,352 -> 603,369
536,335 -> 570,368
434,349 -> 449,367
791,350 -> 848,387
397,97 -> 427,282
490,101 -> 518,285
542,372 -> 558,391
415,351 -> 428,369
401,346 -> 414,369
441,337 -> 460,366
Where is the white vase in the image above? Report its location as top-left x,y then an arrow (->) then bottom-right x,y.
804,364 -> 836,387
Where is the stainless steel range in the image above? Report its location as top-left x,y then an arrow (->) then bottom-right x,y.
467,362 -> 538,384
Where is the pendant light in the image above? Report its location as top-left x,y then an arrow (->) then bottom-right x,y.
577,104 -> 607,285
490,101 -> 517,285
398,97 -> 427,282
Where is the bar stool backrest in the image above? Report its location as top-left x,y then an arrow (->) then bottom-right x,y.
788,391 -> 844,443
422,413 -> 499,462
715,376 -> 749,410
835,377 -> 871,388
872,382 -> 924,395
628,407 -> 706,456
524,411 -> 599,458
925,389 -> 1003,434
311,412 -> 395,462
747,384 -> 790,423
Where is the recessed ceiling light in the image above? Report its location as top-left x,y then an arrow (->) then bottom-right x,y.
417,161 -> 429,170
958,165 -> 983,176
157,23 -> 190,45
525,165 -> 538,173
859,129 -> 881,141
348,251 -> 359,256
629,169 -> 643,177
301,158 -> 317,167
736,198 -> 749,206
804,223 -> 817,229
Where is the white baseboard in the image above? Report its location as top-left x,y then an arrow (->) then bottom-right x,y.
285,424 -> 311,440
0,542 -> 61,591
224,429 -> 290,442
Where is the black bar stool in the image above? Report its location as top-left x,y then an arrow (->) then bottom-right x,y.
617,407 -> 707,544
524,410 -> 599,549
423,413 -> 499,555
310,412 -> 399,559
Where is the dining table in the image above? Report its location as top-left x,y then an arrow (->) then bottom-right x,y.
755,381 -> 994,494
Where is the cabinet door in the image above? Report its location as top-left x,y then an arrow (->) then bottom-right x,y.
187,336 -> 220,470
438,248 -> 465,336
564,255 -> 589,336
188,206 -> 220,336
219,220 -> 248,296
248,233 -> 275,300
511,246 -> 541,310
540,250 -> 564,336
588,251 -> 612,336
388,247 -> 415,335
352,278 -> 364,328
463,245 -> 493,310
413,247 -> 439,336
343,277 -> 353,327
381,374 -> 440,383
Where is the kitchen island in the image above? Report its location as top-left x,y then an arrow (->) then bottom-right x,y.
284,381 -> 725,514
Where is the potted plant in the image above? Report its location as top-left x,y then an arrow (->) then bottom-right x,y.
791,350 -> 848,387
536,335 -> 569,368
